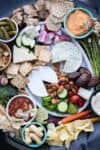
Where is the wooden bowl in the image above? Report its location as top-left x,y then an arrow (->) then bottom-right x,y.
0,43 -> 11,71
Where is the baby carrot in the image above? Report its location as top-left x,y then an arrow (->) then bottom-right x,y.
59,110 -> 92,124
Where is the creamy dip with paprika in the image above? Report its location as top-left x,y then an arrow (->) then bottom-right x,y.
67,10 -> 93,35
9,96 -> 34,117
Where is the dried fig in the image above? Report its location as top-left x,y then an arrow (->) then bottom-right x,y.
88,76 -> 100,87
68,71 -> 81,80
79,67 -> 91,76
75,73 -> 91,87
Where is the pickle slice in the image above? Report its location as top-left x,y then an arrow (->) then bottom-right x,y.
8,30 -> 16,37
7,19 -> 16,30
5,26 -> 10,31
0,21 -> 7,26
0,29 -> 4,39
0,27 -> 10,40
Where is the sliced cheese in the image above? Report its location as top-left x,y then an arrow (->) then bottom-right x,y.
78,87 -> 93,100
13,46 -> 37,63
28,70 -> 48,97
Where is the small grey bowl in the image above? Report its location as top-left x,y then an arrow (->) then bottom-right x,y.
0,17 -> 18,43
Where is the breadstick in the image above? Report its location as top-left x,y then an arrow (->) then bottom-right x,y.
29,125 -> 43,137
30,133 -> 42,144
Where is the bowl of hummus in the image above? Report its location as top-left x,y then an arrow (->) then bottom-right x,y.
64,7 -> 94,39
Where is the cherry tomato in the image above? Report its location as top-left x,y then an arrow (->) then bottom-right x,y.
78,98 -> 85,107
69,95 -> 80,105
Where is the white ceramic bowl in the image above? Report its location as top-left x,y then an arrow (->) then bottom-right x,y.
6,95 -> 37,125
91,90 -> 100,116
0,17 -> 18,43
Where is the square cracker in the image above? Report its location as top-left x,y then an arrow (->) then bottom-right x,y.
10,74 -> 29,89
38,49 -> 51,63
35,45 -> 49,57
19,62 -> 33,76
51,0 -> 74,18
6,63 -> 20,75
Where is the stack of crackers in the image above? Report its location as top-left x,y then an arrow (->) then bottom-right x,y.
5,44 -> 52,91
5,62 -> 33,91
45,0 -> 74,31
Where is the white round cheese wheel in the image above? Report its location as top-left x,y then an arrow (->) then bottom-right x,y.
52,41 -> 82,73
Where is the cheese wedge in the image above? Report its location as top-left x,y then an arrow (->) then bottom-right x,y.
28,70 -> 48,97
39,66 -> 58,83
13,46 -> 37,63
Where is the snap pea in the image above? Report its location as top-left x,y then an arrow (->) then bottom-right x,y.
47,105 -> 57,111
42,96 -> 51,107
0,27 -> 10,40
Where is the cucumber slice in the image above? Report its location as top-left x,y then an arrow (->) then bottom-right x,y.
22,34 -> 35,48
30,39 -> 35,48
16,36 -> 22,47
22,35 -> 31,46
58,89 -> 67,99
57,102 -> 68,113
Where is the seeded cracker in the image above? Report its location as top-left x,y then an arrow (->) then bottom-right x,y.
49,14 -> 63,24
19,62 -> 33,76
45,15 -> 61,31
51,1 -> 68,18
51,1 -> 73,18
10,74 -> 29,89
